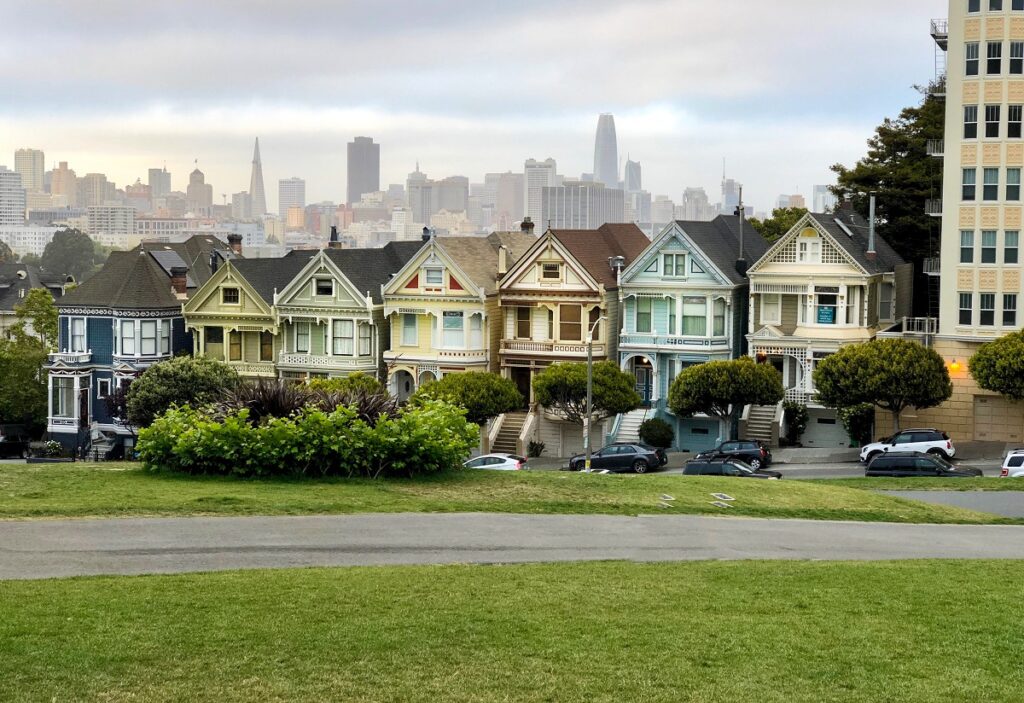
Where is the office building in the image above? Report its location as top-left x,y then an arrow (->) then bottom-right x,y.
721,178 -> 742,215
813,185 -> 838,213
624,159 -> 642,193
0,166 -> 26,225
78,173 -> 113,208
87,205 -> 135,248
14,149 -> 44,193
347,137 -> 380,206
651,195 -> 676,226
486,171 -> 524,229
148,167 -> 172,198
540,181 -> 625,229
681,187 -> 717,221
278,177 -> 306,218
433,175 -> 469,213
593,114 -> 618,188
777,194 -> 807,209
51,162 -> 77,207
232,191 -> 252,220
249,138 -> 267,217
524,158 -> 557,230
186,167 -> 213,214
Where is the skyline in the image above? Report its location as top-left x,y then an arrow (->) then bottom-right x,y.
1,1 -> 939,212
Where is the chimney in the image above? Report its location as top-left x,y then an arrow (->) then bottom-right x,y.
498,245 -> 509,276
422,226 -> 432,242
839,197 -> 855,214
227,233 -> 243,256
866,193 -> 877,261
329,225 -> 342,250
170,266 -> 188,297
209,251 -> 219,274
521,216 -> 535,234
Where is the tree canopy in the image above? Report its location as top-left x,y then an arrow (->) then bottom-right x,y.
40,228 -> 103,281
747,207 -> 809,244
12,288 -> 58,351
532,362 -> 641,426
307,373 -> 386,397
813,339 -> 952,431
0,334 -> 48,435
830,92 -> 944,264
667,358 -> 783,439
969,331 -> 1024,400
0,240 -> 13,263
126,356 -> 240,427
411,372 -> 523,426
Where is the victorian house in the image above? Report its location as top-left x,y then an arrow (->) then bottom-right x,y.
0,263 -> 72,338
46,235 -> 234,456
745,209 -> 911,447
613,216 -> 770,452
382,231 -> 535,401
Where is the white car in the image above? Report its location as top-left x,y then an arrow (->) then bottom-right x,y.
859,428 -> 955,464
463,453 -> 529,471
1000,449 -> 1024,478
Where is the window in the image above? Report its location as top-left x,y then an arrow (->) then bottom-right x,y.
120,320 -> 135,355
70,318 -> 86,352
547,309 -> 554,339
1011,105 -> 1023,138
52,377 -> 75,418
402,314 -> 417,345
682,297 -> 707,336
815,294 -> 838,325
424,267 -> 443,286
992,0 -> 1003,9
988,41 -> 1002,74
963,168 -> 977,201
1005,294 -> 1018,326
469,314 -> 483,348
315,279 -> 333,296
205,327 -> 223,345
332,320 -> 354,355
515,307 -> 531,339
359,324 -> 372,355
966,42 -> 980,76
97,378 -> 111,399
984,168 -> 999,200
761,294 -> 781,324
636,298 -> 652,333
1013,42 -> 1024,74
140,320 -> 157,356
982,230 -> 998,263
295,321 -> 310,353
981,293 -> 996,326
443,311 -> 464,347
964,105 -> 979,138
879,283 -> 894,321
961,230 -> 975,263
959,293 -> 973,325
228,331 -> 242,360
1015,0 -> 1024,10
1009,169 -> 1021,200
589,307 -> 601,342
668,303 -> 677,335
160,320 -> 171,354
1006,231 -> 1019,263
713,299 -> 726,336
798,239 -> 821,262
260,331 -> 273,361
969,0 -> 980,10
541,263 -> 561,280
559,305 -> 582,341
662,253 -> 686,277
222,287 -> 240,305
986,105 -> 1001,137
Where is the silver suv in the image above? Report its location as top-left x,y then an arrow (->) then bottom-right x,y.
1000,449 -> 1024,478
859,428 -> 955,464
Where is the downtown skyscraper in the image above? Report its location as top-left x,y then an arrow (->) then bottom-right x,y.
593,114 -> 618,188
347,137 -> 380,206
249,137 -> 268,217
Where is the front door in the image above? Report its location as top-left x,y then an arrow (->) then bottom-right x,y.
510,368 -> 532,408
632,359 -> 653,407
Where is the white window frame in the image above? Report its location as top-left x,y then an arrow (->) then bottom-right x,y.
160,320 -> 171,354
295,321 -> 311,353
401,314 -> 418,346
332,320 -> 355,355
798,239 -> 821,263
358,323 -> 372,356
469,313 -> 483,348
442,311 -> 465,348
52,377 -> 75,418
97,378 -> 111,399
424,267 -> 444,286
70,317 -> 86,353
314,278 -> 333,297
761,294 -> 781,324
119,320 -> 136,356
635,298 -> 652,334
140,320 -> 158,356
662,253 -> 686,278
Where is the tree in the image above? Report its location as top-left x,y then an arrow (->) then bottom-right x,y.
126,356 -> 240,427
0,240 -> 13,263
0,335 -> 48,435
813,339 -> 952,432
39,228 -> 100,281
307,373 -> 386,397
667,358 -> 783,439
411,372 -> 523,426
532,362 -> 641,426
969,331 -> 1024,400
12,288 -> 58,350
747,207 -> 809,244
19,253 -> 41,266
830,91 -> 945,264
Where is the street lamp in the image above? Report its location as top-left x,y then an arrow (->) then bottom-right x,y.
584,314 -> 607,472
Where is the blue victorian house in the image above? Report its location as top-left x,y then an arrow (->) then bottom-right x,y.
46,235 -> 235,456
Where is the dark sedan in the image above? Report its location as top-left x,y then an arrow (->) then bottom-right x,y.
0,435 -> 29,459
684,458 -> 783,479
866,451 -> 983,478
695,440 -> 773,470
568,443 -> 666,473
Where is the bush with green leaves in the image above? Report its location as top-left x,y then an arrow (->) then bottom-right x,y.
306,373 -> 386,397
527,440 -> 546,458
839,403 -> 876,446
126,356 -> 239,427
137,399 -> 477,478
782,402 -> 809,446
411,372 -> 523,426
638,418 -> 674,448
532,362 -> 641,426
969,331 -> 1024,400
668,358 -> 783,440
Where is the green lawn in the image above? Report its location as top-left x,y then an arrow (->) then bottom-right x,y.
824,477 -> 1024,491
0,462 -> 1018,523
2,561 -> 1022,702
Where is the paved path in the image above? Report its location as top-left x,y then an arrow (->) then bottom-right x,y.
887,491 -> 1024,518
3,514 -> 1024,580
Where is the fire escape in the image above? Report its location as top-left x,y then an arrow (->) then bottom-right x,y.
924,18 -> 948,322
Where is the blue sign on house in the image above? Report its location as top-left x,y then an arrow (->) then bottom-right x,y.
816,306 -> 836,324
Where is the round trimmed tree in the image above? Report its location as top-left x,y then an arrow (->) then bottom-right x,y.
411,372 -> 523,426
667,357 -> 783,440
532,361 -> 641,427
969,331 -> 1024,400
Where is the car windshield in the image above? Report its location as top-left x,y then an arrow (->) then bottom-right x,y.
932,455 -> 957,470
729,459 -> 753,472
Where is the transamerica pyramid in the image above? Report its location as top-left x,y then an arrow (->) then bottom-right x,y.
249,137 -> 267,217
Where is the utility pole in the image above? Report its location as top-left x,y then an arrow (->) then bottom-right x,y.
583,315 -> 607,472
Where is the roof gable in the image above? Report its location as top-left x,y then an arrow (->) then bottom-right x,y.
748,213 -> 863,275
382,239 -> 483,299
275,251 -> 369,309
182,261 -> 274,317
548,223 -> 649,289
498,231 -> 601,293
620,223 -> 733,287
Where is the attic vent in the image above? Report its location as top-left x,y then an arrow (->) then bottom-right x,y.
833,218 -> 855,238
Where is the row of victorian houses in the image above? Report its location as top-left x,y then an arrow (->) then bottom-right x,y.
45,209 -> 911,458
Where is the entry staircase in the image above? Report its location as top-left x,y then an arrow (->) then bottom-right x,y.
745,405 -> 777,446
492,411 -> 528,455
615,408 -> 649,444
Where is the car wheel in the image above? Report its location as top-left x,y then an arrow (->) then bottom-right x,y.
927,448 -> 950,460
633,460 -> 648,474
748,458 -> 762,470
866,451 -> 882,463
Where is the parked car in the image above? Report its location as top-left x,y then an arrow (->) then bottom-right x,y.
464,454 -> 529,471
999,449 -> 1024,478
859,428 -> 955,463
683,458 -> 782,479
0,434 -> 29,459
568,443 -> 666,473
865,451 -> 982,478
695,440 -> 772,470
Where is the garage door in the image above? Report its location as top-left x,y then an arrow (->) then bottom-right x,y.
973,396 -> 1024,442
677,419 -> 721,453
803,408 -> 850,448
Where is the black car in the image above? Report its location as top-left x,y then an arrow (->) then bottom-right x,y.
695,439 -> 773,470
0,435 -> 29,459
865,451 -> 983,478
684,458 -> 783,479
568,443 -> 666,473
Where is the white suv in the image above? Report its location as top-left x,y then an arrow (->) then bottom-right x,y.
1000,449 -> 1024,478
859,428 -> 955,464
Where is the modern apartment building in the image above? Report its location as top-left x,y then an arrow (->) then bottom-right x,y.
347,137 -> 380,207
14,148 -> 45,193
0,166 -> 26,225
524,158 -> 557,230
279,177 -> 306,219
540,181 -> 626,229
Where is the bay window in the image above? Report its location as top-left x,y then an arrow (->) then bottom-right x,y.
761,294 -> 781,324
713,299 -> 726,336
469,315 -> 483,348
402,314 -> 418,345
359,324 -> 372,355
52,377 -> 75,417
515,307 -> 531,338
682,297 -> 706,336
332,320 -> 354,355
295,321 -> 310,353
443,311 -> 464,347
70,318 -> 86,352
119,320 -> 135,355
229,331 -> 242,361
814,293 -> 838,325
160,320 -> 171,354
589,307 -> 602,342
260,331 -> 274,361
140,320 -> 157,356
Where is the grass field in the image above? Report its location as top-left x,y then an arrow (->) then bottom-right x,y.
2,560 -> 1023,702
0,462 -> 1017,523
826,477 -> 1024,491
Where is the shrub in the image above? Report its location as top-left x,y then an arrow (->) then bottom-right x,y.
307,373 -> 386,397
839,403 -> 875,446
638,418 -> 674,448
782,402 -> 809,445
127,357 -> 239,427
219,379 -> 315,425
527,440 -> 546,458
411,372 -> 523,426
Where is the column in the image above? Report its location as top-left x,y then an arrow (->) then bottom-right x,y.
675,295 -> 683,337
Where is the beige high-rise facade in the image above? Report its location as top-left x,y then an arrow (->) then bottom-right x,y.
51,162 -> 77,206
14,148 -> 44,193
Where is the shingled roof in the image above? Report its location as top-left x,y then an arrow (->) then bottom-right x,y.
550,223 -> 650,289
231,251 -> 317,306
322,240 -> 423,303
0,264 -> 67,312
435,231 -> 537,295
811,211 -> 905,274
674,215 -> 772,285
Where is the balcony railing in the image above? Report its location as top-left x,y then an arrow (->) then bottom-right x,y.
48,351 -> 92,365
925,199 -> 943,217
620,333 -> 730,349
277,353 -> 370,369
500,339 -> 604,356
903,317 -> 939,335
922,257 -> 941,275
926,139 -> 944,157
930,18 -> 948,48
928,76 -> 946,97
228,361 -> 277,377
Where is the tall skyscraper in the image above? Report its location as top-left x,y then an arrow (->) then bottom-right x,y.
0,166 -> 26,225
624,159 -> 642,193
593,114 -> 619,188
406,164 -> 431,224
524,158 -> 557,229
148,167 -> 172,198
186,166 -> 213,214
278,177 -> 306,218
433,175 -> 468,213
681,187 -> 716,221
249,137 -> 267,217
812,185 -> 838,213
347,136 -> 380,206
541,181 -> 625,229
486,171 -> 524,229
51,162 -> 77,207
14,149 -> 44,193
721,177 -> 742,214
78,173 -> 112,207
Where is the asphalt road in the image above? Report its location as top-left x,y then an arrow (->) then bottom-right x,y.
3,513 -> 1024,580
887,491 -> 1024,517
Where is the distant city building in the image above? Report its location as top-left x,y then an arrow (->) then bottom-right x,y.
249,138 -> 267,217
232,191 -> 252,220
624,159 -> 642,193
51,162 -> 77,207
812,185 -> 838,213
124,180 -> 152,212
390,207 -> 419,241
680,187 -> 717,222
433,175 -> 469,214
651,195 -> 676,227
14,148 -> 45,193
87,205 -> 135,248
406,164 -> 431,224
776,194 -> 807,210
347,136 -> 380,206
524,158 -> 557,229
78,173 -> 112,208
148,167 -> 172,198
484,171 -> 523,229
286,206 -> 306,231
593,114 -> 618,188
721,178 -> 742,215
0,166 -> 26,225
186,166 -> 214,214
278,177 -> 306,218
541,181 -> 625,229
626,190 -> 652,226
0,225 -> 61,257
27,206 -> 85,227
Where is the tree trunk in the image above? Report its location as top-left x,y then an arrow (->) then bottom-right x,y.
892,408 -> 902,433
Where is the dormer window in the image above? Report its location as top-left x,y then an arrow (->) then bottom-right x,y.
541,263 -> 561,280
424,267 -> 443,286
222,287 -> 240,304
797,239 -> 821,263
315,279 -> 333,296
663,253 -> 686,278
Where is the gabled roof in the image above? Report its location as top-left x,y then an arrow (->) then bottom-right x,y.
672,215 -> 772,285
812,211 -> 905,274
549,223 -> 649,289
322,241 -> 423,303
231,251 -> 317,306
0,264 -> 67,312
435,231 -> 537,295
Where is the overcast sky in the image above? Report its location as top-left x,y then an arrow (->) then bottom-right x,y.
0,0 -> 941,213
